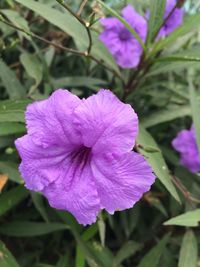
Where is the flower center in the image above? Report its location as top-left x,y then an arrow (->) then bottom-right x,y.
71,146 -> 91,168
119,29 -> 132,41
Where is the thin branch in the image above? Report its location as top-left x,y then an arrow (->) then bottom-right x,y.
122,2 -> 180,101
0,15 -> 123,82
172,176 -> 197,207
77,0 -> 88,16
55,0 -> 92,54
153,2 -> 179,40
0,16 -> 84,56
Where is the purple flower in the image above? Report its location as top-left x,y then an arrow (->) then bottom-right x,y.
172,126 -> 200,173
158,0 -> 184,37
100,5 -> 147,69
15,89 -> 155,225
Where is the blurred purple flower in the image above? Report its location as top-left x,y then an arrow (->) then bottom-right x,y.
15,89 -> 155,225
172,126 -> 200,173
100,5 -> 147,69
158,0 -> 184,37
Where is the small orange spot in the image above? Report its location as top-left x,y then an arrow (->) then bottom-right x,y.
0,174 -> 8,192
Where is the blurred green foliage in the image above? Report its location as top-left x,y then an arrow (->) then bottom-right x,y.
0,0 -> 200,266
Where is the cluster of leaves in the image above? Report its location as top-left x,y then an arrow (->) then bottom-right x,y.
0,0 -> 200,266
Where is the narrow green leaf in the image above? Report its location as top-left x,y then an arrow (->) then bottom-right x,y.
98,214 -> 106,247
142,105 -> 191,128
52,77 -> 107,90
178,230 -> 198,267
56,253 -> 70,267
188,69 -> 200,153
0,186 -> 28,217
31,192 -> 49,222
0,222 -> 69,236
0,99 -> 31,123
0,59 -> 26,99
114,241 -> 142,267
0,122 -> 25,136
147,0 -> 166,44
1,9 -> 30,40
72,231 -> 106,267
96,0 -> 145,50
0,240 -> 20,267
75,246 -> 85,267
147,61 -> 199,76
20,52 -> 43,95
14,0 -> 119,73
164,209 -> 200,227
156,55 -> 200,63
137,234 -> 170,267
0,161 -> 22,183
137,125 -> 180,202
154,13 -> 200,52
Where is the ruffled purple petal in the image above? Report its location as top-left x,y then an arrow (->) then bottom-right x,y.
158,0 -> 184,37
15,135 -> 70,191
73,89 -> 138,154
121,5 -> 147,41
25,89 -> 82,148
100,5 -> 147,69
114,40 -> 142,68
172,127 -> 200,173
90,151 -> 155,214
100,17 -> 121,30
43,158 -> 101,225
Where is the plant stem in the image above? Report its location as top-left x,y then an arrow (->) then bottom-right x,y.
0,15 -> 123,82
55,0 -> 92,54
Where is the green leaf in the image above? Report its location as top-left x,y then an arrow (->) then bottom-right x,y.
164,209 -> 200,227
88,242 -> 114,267
146,0 -> 166,45
0,99 -> 31,122
52,77 -> 107,90
75,246 -> 85,267
98,214 -> 106,247
0,186 -> 29,217
188,69 -> 200,153
142,105 -> 191,128
0,161 -> 22,183
31,192 -> 49,222
113,241 -> 142,267
178,230 -> 198,267
72,231 -> 107,267
1,9 -> 30,40
0,122 -> 25,136
137,234 -> 170,267
137,125 -> 180,202
155,55 -> 200,63
0,59 -> 26,99
14,0 -> 119,73
147,61 -> 199,76
0,222 -> 69,236
20,52 -> 43,95
0,240 -> 20,267
56,253 -> 70,267
96,0 -> 145,50
154,13 -> 200,52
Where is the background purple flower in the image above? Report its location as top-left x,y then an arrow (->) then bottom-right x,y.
172,126 -> 200,173
100,5 -> 147,69
15,89 -> 155,225
158,0 -> 184,37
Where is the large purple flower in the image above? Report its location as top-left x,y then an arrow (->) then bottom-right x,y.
15,89 -> 155,225
100,5 -> 147,69
172,126 -> 200,173
158,0 -> 184,37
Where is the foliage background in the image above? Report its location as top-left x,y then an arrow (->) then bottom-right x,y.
0,0 -> 200,266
